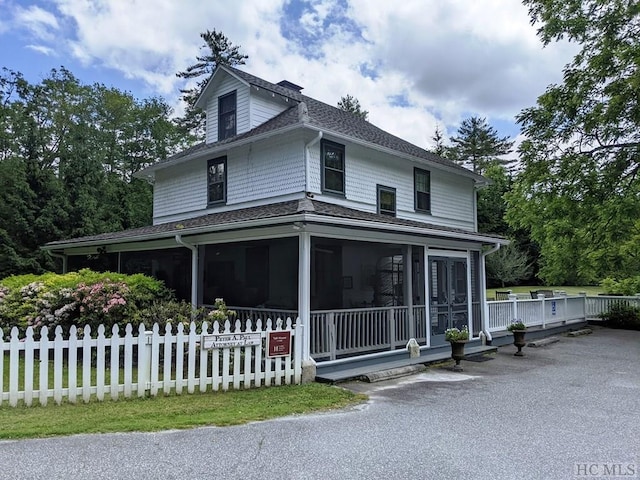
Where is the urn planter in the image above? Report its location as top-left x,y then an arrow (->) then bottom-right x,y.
512,330 -> 526,356
449,340 -> 467,371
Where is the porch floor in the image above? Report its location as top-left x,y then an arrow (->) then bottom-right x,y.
315,344 -> 497,383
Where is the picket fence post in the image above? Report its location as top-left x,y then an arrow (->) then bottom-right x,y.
0,327 -> 4,407
96,325 -> 107,401
24,327 -> 35,407
82,325 -> 92,403
68,325 -> 78,404
110,324 -> 120,401
39,326 -> 50,406
53,326 -> 63,405
9,327 -> 20,407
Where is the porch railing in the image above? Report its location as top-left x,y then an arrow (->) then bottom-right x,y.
484,293 -> 640,333
219,306 -> 298,324
584,295 -> 640,319
310,306 -> 427,361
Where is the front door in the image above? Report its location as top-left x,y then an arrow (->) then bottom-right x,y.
429,256 -> 469,346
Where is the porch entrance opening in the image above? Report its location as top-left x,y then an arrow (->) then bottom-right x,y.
429,256 -> 469,346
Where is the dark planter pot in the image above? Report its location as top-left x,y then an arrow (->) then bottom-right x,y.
512,330 -> 526,356
449,340 -> 467,371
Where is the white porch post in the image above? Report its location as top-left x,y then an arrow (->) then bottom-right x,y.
175,235 -> 198,309
298,231 -> 312,360
404,245 -> 415,339
479,250 -> 490,340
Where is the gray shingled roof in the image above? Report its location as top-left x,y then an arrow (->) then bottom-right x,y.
143,66 -> 485,183
44,199 -> 503,250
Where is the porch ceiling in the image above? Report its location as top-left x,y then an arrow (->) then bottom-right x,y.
42,198 -> 506,253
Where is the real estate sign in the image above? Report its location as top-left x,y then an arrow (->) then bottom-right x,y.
267,331 -> 291,357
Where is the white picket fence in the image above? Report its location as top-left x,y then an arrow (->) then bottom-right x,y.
1,317 -> 302,408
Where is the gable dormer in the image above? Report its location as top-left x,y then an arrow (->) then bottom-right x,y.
195,66 -> 300,144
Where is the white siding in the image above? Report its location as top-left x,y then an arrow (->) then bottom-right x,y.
250,93 -> 289,129
227,135 -> 305,204
308,140 -> 476,231
205,77 -> 250,144
152,134 -> 305,224
153,161 -> 207,223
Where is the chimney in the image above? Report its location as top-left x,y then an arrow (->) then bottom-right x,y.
277,80 -> 304,92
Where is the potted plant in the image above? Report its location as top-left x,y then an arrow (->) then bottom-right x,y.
445,326 -> 469,371
507,320 -> 527,356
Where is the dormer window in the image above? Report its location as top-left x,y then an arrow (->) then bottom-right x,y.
208,157 -> 227,205
377,185 -> 396,216
321,140 -> 345,195
218,91 -> 236,141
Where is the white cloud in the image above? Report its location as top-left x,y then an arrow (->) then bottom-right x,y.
8,0 -> 577,149
13,5 -> 60,41
26,44 -> 57,56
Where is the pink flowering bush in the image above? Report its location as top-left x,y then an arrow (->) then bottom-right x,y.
0,269 -> 172,337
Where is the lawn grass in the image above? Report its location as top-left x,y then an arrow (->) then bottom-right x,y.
0,383 -> 366,439
487,285 -> 603,299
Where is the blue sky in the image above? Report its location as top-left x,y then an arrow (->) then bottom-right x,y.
0,0 -> 576,152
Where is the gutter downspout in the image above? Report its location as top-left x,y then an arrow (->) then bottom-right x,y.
481,242 -> 502,342
304,131 -> 323,194
49,252 -> 68,274
175,234 -> 198,309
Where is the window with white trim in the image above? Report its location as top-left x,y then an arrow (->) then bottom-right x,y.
218,91 -> 236,140
208,157 -> 226,205
321,140 -> 345,195
414,167 -> 431,213
377,185 -> 396,216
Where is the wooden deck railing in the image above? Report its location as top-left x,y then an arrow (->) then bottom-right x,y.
309,306 -> 427,361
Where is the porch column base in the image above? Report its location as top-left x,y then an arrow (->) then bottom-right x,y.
301,358 -> 317,384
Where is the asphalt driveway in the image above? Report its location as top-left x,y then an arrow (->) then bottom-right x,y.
1,326 -> 638,480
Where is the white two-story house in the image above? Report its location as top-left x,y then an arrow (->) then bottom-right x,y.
44,66 -> 506,363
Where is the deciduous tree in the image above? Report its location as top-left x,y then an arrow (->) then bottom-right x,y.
506,0 -> 640,284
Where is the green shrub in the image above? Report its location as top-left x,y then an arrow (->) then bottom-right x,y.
0,269 -> 173,337
599,303 -> 640,330
600,276 -> 640,296
131,300 -> 208,331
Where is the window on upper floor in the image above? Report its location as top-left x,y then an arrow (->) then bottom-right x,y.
321,140 -> 345,195
208,157 -> 227,205
218,91 -> 237,141
377,185 -> 396,216
414,167 -> 431,213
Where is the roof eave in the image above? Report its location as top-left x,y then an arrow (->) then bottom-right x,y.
43,209 -> 506,253
194,65 -> 249,110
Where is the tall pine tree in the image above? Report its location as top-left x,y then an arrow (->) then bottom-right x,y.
447,116 -> 513,175
176,29 -> 248,139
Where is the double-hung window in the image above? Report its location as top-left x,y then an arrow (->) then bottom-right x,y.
377,185 -> 396,216
321,140 -> 345,195
218,91 -> 236,141
414,168 -> 431,213
208,157 -> 227,205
